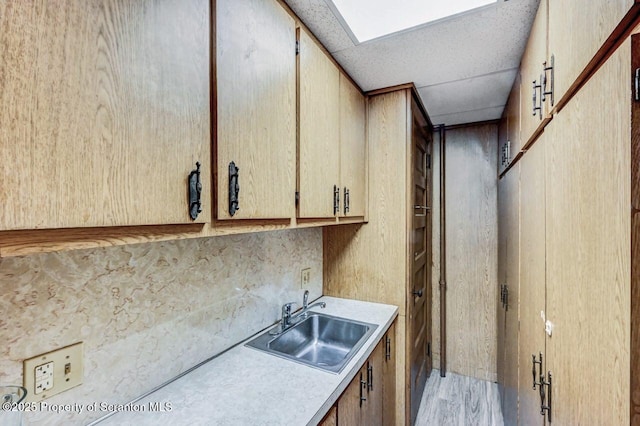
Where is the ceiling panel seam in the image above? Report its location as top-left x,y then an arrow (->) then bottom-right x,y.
416,67 -> 519,89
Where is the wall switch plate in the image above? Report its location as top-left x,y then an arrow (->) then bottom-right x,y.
301,268 -> 311,288
23,342 -> 83,402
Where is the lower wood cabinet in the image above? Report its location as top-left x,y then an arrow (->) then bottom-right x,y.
329,322 -> 395,425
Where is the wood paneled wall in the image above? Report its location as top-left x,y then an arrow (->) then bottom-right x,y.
440,124 -> 498,382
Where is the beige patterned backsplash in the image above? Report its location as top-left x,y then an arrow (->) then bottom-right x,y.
0,228 -> 322,425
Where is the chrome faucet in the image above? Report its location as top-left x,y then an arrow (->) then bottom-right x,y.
270,291 -> 326,335
299,290 -> 326,316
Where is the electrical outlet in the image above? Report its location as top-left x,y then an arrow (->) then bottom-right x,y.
34,361 -> 54,394
23,342 -> 83,402
301,268 -> 311,288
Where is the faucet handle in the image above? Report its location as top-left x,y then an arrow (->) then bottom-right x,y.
282,301 -> 297,315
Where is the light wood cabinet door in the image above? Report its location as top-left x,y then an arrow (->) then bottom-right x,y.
298,28 -> 340,219
318,405 -> 337,426
519,0 -> 548,146
364,341 -> 384,426
216,0 -> 296,220
337,367 -> 366,425
339,74 -> 366,218
548,0 -> 634,107
518,136 -> 546,426
544,39 -> 631,426
0,0 -> 211,230
496,174 -> 508,393
382,323 -> 396,426
501,163 -> 520,426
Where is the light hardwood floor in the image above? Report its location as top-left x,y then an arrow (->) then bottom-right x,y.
415,370 -> 504,426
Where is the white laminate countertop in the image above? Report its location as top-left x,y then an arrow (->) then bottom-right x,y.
97,296 -> 398,426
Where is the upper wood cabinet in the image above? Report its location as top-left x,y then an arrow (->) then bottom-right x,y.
548,0 -> 634,107
498,74 -> 521,175
339,74 -> 366,218
298,28 -> 341,219
519,0 -> 548,146
0,0 -> 211,231
216,0 -> 296,220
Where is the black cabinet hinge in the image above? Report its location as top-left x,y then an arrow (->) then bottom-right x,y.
295,40 -> 300,55
427,342 -> 431,357
427,154 -> 431,169
295,191 -> 300,206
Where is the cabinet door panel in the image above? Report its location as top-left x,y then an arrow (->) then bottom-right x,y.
545,40 -> 630,425
548,0 -> 634,106
337,367 -> 366,425
520,0 -> 548,145
339,74 -> 366,218
0,0 -> 211,230
496,176 -> 508,391
365,341 -> 384,426
518,137 -> 546,426
299,29 -> 340,219
502,164 -> 520,426
382,323 -> 396,426
216,0 -> 296,220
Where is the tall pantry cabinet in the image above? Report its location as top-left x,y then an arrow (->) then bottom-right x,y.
500,31 -> 640,426
324,86 -> 433,426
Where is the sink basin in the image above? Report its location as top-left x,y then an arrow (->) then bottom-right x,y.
246,312 -> 377,373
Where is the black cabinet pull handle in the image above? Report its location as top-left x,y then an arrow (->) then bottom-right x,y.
229,162 -> 240,216
385,336 -> 391,361
188,162 -> 202,220
359,372 -> 367,407
532,353 -> 542,390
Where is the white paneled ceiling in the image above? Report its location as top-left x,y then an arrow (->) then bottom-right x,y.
284,0 -> 540,125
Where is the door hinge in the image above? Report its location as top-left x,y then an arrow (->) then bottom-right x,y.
295,191 -> 300,207
426,154 -> 431,169
295,40 -> 300,55
427,342 -> 431,357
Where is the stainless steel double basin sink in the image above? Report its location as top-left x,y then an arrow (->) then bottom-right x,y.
246,312 -> 377,374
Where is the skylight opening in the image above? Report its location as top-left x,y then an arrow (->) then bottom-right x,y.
329,0 -> 496,43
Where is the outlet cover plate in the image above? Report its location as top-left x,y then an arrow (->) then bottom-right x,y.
24,342 -> 83,402
301,268 -> 311,288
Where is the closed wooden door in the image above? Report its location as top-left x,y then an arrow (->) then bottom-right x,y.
339,74 -> 366,218
408,102 -> 432,425
518,136 -> 546,426
216,0 -> 296,220
0,0 -> 211,230
298,28 -> 340,219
